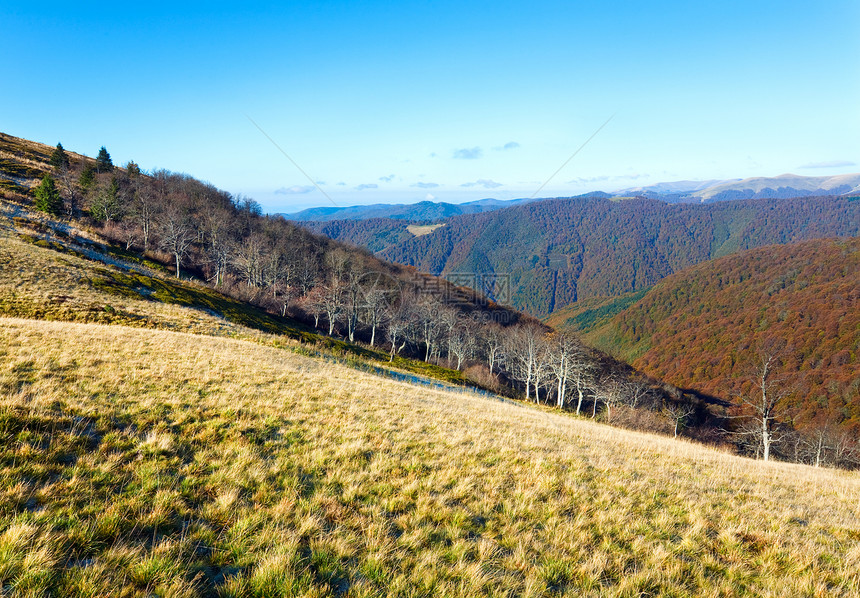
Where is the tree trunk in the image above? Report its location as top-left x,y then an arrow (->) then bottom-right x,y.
762,415 -> 770,461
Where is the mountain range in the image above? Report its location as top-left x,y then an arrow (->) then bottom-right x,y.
283,197 -> 537,222
623,173 -> 860,203
285,173 -> 860,222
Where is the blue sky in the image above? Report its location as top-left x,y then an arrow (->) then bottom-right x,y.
3,1 -> 858,213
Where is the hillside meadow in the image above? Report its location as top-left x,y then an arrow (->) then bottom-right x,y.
2,318 -> 859,597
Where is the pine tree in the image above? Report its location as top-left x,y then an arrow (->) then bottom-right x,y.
96,146 -> 113,173
34,174 -> 63,216
78,164 -> 96,192
50,143 -> 69,170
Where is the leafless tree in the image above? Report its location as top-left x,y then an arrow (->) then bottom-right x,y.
231,230 -> 266,288
363,283 -> 391,347
319,277 -> 345,336
480,323 -> 506,375
385,291 -> 414,360
447,320 -> 474,370
507,322 -> 545,402
663,400 -> 696,438
624,379 -> 655,410
414,294 -> 445,362
546,331 -> 589,408
157,200 -> 195,278
734,340 -> 792,462
592,375 -> 627,420
569,351 -> 596,416
55,162 -> 80,218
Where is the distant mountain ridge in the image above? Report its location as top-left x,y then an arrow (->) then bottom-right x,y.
619,173 -> 860,203
690,173 -> 860,202
283,197 -> 538,222
286,173 -> 860,223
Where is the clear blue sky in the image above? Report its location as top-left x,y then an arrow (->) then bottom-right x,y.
3,1 -> 858,213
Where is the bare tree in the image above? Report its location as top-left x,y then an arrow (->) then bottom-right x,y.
363,285 -> 391,347
301,286 -> 326,329
547,332 -> 588,408
507,322 -> 545,402
798,421 -> 859,468
157,200 -> 195,278
734,341 -> 792,462
592,376 -> 626,420
414,294 -> 445,362
385,292 -> 413,360
321,280 -> 345,335
447,320 -> 474,370
480,323 -> 506,375
201,204 -> 235,287
55,161 -> 80,218
624,379 -> 655,410
231,230 -> 266,288
569,350 -> 596,416
663,400 -> 696,438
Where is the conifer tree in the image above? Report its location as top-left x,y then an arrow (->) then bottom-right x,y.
50,143 -> 69,170
78,164 -> 96,192
96,146 -> 113,173
34,174 -> 63,216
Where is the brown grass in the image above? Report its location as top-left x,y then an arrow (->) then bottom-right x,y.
1,317 -> 858,597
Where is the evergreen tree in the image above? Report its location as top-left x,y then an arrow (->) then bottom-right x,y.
34,174 -> 63,216
96,146 -> 113,173
78,164 -> 96,192
50,143 -> 69,170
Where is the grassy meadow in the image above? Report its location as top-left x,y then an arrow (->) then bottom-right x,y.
1,317 -> 859,597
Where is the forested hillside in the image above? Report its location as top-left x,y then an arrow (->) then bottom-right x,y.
311,195 -> 860,316
558,238 -> 860,464
302,218 -> 415,253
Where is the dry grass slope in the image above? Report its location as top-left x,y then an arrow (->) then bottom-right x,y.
1,318 -> 859,597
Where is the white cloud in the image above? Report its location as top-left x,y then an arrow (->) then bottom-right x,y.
425,193 -> 436,200
460,179 -> 503,189
274,185 -> 314,195
453,147 -> 483,160
379,174 -> 396,182
569,175 -> 610,184
799,160 -> 856,169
